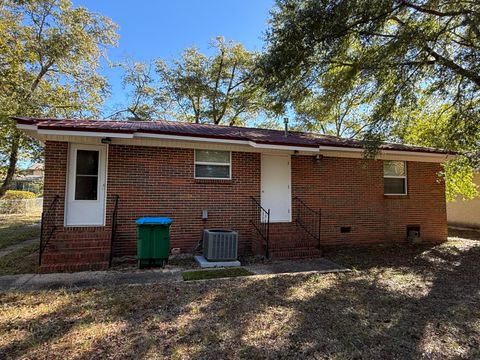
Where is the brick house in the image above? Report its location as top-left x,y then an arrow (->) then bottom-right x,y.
16,117 -> 453,273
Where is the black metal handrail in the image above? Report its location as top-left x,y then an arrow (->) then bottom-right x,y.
293,196 -> 321,249
109,195 -> 120,267
250,196 -> 270,258
39,195 -> 59,266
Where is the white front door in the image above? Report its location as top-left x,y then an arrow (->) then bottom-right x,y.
261,154 -> 291,222
65,144 -> 107,226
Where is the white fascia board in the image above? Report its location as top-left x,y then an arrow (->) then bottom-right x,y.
135,132 -> 320,152
319,145 -> 452,161
380,149 -> 452,158
135,132 -> 251,145
37,129 -> 134,138
249,141 -> 319,152
17,124 -> 37,131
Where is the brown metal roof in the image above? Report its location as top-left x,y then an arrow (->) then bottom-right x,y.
14,116 -> 451,154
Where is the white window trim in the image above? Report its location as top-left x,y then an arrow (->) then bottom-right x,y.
384,161 -> 408,196
194,150 -> 232,180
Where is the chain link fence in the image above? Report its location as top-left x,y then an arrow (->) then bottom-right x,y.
0,198 -> 43,215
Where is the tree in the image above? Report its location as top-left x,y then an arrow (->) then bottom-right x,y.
260,0 -> 480,149
115,37 -> 268,125
293,68 -> 377,137
0,0 -> 118,197
392,96 -> 479,201
107,60 -> 163,121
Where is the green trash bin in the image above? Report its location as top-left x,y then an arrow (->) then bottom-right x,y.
136,217 -> 173,268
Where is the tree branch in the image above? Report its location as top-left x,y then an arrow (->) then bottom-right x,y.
424,46 -> 480,87
400,0 -> 471,17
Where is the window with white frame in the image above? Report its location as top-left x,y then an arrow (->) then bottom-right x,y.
194,150 -> 231,179
384,161 -> 407,195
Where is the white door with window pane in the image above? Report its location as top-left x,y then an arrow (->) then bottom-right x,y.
65,144 -> 107,226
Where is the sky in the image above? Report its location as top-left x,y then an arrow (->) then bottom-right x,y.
71,0 -> 275,115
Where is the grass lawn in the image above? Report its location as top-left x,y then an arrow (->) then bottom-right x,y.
182,267 -> 254,281
0,243 -> 38,275
0,212 -> 41,249
1,232 -> 479,359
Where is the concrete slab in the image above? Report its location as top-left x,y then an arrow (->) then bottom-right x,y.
194,255 -> 241,268
0,258 -> 348,292
247,258 -> 350,275
0,269 -> 183,292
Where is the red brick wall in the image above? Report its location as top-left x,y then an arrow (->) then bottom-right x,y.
289,156 -> 447,245
43,141 -> 68,226
42,142 -> 447,269
107,145 -> 261,257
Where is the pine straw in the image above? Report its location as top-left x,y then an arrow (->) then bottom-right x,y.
1,236 -> 479,359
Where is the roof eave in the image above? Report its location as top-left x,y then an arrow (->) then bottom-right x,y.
15,118 -> 454,161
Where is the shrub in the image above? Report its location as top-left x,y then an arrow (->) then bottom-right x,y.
2,190 -> 37,200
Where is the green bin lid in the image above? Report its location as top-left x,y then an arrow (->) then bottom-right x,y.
136,217 -> 172,225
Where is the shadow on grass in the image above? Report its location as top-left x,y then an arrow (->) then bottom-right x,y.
0,240 -> 479,359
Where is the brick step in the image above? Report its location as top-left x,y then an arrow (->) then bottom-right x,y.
39,261 -> 109,273
270,247 -> 321,260
42,250 -> 110,264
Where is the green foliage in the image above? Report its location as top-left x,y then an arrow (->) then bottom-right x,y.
114,37 -> 270,126
261,0 -> 480,150
260,0 -> 480,199
0,0 -> 118,196
393,97 -> 479,201
2,190 -> 37,200
442,158 -> 478,202
293,67 -> 377,137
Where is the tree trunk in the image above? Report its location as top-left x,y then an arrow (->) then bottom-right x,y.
0,63 -> 53,197
0,130 -> 20,197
